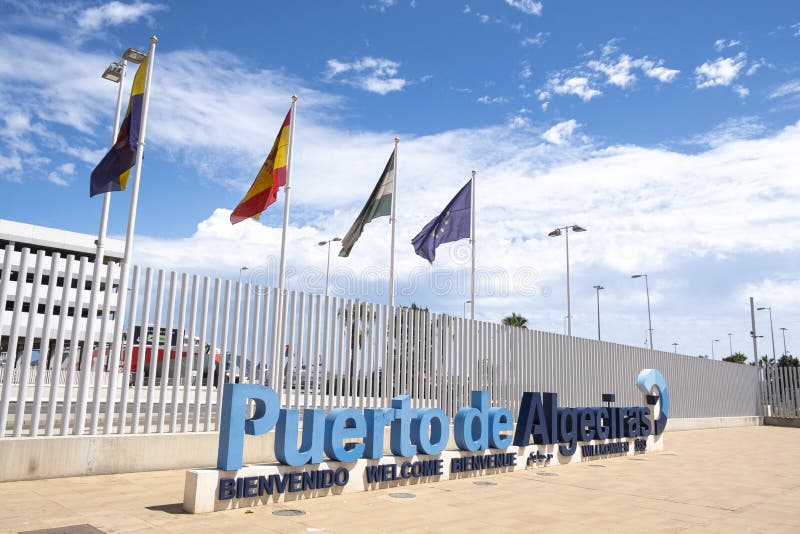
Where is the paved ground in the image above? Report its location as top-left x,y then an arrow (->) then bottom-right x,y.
1,425 -> 798,533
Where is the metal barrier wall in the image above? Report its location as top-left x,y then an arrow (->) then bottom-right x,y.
0,247 -> 760,438
760,366 -> 800,417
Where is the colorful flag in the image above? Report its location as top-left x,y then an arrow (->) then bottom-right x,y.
230,109 -> 292,224
338,149 -> 396,257
411,180 -> 471,263
89,56 -> 149,197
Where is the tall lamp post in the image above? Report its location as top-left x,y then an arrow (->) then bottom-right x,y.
756,306 -> 777,364
463,300 -> 471,319
318,237 -> 341,297
672,342 -> 678,354
593,285 -> 604,341
79,49 -> 143,374
712,339 -> 719,359
548,225 -> 586,337
631,274 -> 653,350
238,266 -> 248,284
728,333 -> 733,357
780,327 -> 789,358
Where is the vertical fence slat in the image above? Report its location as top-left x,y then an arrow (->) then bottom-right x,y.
214,280 -> 231,431
30,252 -> 61,436
144,270 -> 165,434
0,248 -> 31,436
181,275 -> 199,432
193,277 -> 210,431
88,260 -> 117,435
116,265 -> 139,435
130,268 -> 153,435
60,256 -> 88,436
205,278 -> 221,431
13,250 -> 45,436
157,271 -> 178,433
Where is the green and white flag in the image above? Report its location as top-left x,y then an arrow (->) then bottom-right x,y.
339,149 -> 396,257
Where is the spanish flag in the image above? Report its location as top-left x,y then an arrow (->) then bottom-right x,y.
230,109 -> 292,224
90,55 -> 148,197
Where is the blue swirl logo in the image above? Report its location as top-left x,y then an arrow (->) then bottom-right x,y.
636,369 -> 669,435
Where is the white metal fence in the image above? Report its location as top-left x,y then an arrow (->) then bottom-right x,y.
0,248 -> 762,438
760,366 -> 800,418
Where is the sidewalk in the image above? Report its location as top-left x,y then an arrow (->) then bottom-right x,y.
2,426 -> 798,533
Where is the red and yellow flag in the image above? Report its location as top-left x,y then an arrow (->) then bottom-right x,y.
230,109 -> 292,224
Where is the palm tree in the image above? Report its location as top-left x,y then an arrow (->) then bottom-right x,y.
502,312 -> 528,329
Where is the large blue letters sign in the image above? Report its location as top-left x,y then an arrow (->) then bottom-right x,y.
216,369 -> 668,471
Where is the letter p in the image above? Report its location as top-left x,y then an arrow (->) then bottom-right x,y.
217,383 -> 280,470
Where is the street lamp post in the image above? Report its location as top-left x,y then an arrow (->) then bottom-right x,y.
631,274 -> 653,350
780,327 -> 789,358
593,285 -> 604,341
238,266 -> 248,284
548,225 -> 586,337
318,237 -> 341,297
672,342 -> 678,354
463,300 -> 471,319
756,306 -> 777,363
728,333 -> 733,357
712,339 -> 719,359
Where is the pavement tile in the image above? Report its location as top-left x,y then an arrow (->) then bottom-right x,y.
1,426 -> 799,533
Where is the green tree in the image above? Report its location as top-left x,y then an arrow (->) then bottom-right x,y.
778,354 -> 799,367
722,352 -> 748,364
750,355 -> 773,367
502,313 -> 529,329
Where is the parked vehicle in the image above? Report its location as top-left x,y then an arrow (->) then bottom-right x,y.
92,325 -> 221,386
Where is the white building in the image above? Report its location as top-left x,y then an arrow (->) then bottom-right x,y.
0,219 -> 124,367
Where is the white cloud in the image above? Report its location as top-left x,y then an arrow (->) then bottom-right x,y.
695,53 -> 747,89
504,0 -> 543,16
587,54 -> 638,88
47,171 -> 68,186
57,162 -> 75,175
685,116 -> 766,148
713,38 -> 742,52
543,43 -> 678,103
541,119 -> 579,145
366,0 -> 397,12
463,4 -> 471,13
477,95 -> 509,104
733,85 -> 749,98
547,76 -> 601,101
520,61 -> 533,79
746,58 -> 770,76
521,32 -> 548,47
77,1 -> 165,31
769,80 -> 800,99
639,60 -> 680,83
588,54 -> 679,89
325,57 -> 407,95
478,14 -> 491,23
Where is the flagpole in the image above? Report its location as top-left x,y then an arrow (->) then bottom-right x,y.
388,137 -> 399,308
278,95 -> 297,292
470,169 -> 476,366
470,170 -> 476,322
75,58 -> 127,434
104,36 -> 157,434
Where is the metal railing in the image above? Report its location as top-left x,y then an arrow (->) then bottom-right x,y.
760,366 -> 800,417
0,245 -> 761,438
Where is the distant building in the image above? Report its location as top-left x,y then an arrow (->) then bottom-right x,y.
0,219 -> 124,366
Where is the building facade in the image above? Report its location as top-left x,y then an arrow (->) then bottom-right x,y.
0,219 -> 124,367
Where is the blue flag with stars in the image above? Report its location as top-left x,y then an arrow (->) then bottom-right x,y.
412,180 -> 471,263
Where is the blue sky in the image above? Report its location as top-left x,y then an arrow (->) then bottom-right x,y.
1,0 -> 799,358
